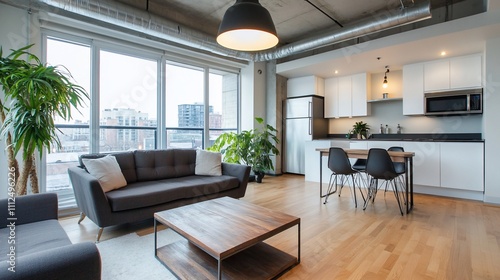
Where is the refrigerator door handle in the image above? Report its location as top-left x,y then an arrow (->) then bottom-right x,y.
308,101 -> 312,135
309,118 -> 312,135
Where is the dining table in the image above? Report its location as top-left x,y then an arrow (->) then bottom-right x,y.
316,148 -> 415,214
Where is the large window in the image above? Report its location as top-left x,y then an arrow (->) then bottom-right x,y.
44,33 -> 239,213
165,63 -> 204,148
99,50 -> 158,152
45,37 -> 90,209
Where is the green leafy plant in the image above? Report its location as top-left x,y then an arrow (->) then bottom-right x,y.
352,121 -> 369,139
0,45 -> 89,195
208,117 -> 279,182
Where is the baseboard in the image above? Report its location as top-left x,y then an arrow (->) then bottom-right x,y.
414,185 -> 484,201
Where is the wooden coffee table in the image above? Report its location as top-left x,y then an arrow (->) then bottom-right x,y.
154,196 -> 300,280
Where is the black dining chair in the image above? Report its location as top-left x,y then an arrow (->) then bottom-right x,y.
324,147 -> 365,207
364,148 -> 405,215
386,146 -> 406,198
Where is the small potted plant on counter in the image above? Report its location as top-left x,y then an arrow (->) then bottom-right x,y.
352,121 -> 369,139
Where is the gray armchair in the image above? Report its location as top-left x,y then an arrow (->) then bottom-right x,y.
0,193 -> 101,280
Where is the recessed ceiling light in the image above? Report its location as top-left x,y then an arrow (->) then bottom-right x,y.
334,70 -> 339,74
441,51 -> 447,56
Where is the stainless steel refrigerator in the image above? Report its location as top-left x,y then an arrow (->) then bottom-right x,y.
284,96 -> 328,174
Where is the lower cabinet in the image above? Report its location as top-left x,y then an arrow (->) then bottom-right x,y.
440,142 -> 484,191
305,140 -> 484,193
403,142 -> 441,187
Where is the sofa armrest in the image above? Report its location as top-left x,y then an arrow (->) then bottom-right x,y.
68,167 -> 113,227
0,242 -> 101,280
222,162 -> 251,190
0,193 -> 57,228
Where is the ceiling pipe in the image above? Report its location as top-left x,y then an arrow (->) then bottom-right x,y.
0,0 -> 431,62
253,1 -> 431,61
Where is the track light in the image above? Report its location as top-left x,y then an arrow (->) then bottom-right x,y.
217,0 -> 279,51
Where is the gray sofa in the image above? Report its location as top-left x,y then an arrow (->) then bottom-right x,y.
68,148 -> 251,242
0,193 -> 101,280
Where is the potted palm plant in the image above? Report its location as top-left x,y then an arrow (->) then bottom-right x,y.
0,45 -> 88,195
208,117 -> 279,183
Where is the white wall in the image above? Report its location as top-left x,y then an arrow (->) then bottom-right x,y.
483,36 -> 500,204
371,70 -> 403,100
0,3 -> 31,199
240,61 -> 267,131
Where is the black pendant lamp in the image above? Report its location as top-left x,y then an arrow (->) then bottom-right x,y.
217,0 -> 279,51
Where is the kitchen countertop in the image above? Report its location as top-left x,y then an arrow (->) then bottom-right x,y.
320,133 -> 484,142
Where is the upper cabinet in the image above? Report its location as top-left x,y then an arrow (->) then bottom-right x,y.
424,60 -> 450,92
403,53 -> 482,115
449,55 -> 482,89
324,77 -> 339,118
402,63 -> 424,115
424,54 -> 482,92
287,75 -> 325,98
324,73 -> 371,118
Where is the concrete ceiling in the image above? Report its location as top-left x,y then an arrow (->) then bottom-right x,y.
108,0 -> 490,77
112,0 -> 474,44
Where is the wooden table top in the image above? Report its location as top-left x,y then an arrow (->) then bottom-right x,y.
316,148 -> 415,162
154,196 -> 300,260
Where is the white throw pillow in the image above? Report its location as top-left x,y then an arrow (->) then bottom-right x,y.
82,155 -> 127,192
195,149 -> 222,176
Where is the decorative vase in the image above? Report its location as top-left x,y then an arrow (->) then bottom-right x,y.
357,134 -> 362,139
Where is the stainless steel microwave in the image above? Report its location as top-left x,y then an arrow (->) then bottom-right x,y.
424,89 -> 483,116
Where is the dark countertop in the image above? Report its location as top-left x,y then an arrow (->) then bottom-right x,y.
323,133 -> 484,142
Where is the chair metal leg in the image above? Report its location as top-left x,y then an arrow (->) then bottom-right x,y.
392,180 -> 404,216
77,212 -> 86,224
350,174 -> 357,208
323,173 -> 338,204
364,177 -> 376,210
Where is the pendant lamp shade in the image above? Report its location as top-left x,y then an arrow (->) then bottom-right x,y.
217,0 -> 279,51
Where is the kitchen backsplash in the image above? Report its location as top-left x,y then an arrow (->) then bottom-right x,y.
328,100 -> 483,135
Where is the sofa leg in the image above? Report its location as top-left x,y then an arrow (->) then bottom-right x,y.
77,212 -> 86,224
96,228 -> 104,243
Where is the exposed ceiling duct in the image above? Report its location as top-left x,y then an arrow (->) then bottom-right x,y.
0,0 -> 431,62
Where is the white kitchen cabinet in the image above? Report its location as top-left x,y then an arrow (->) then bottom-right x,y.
287,75 -> 325,98
338,76 -> 352,117
367,141 -> 404,150
324,77 -> 339,118
351,73 -> 371,117
324,73 -> 370,118
349,141 -> 368,149
440,142 -> 484,191
424,60 -> 450,92
402,63 -> 425,115
423,54 -> 482,92
403,142 -> 441,187
450,54 -> 482,89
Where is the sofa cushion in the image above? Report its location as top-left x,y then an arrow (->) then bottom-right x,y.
80,151 -> 137,183
0,220 -> 71,262
82,155 -> 128,192
134,149 -> 196,181
195,149 -> 222,176
105,175 -> 240,211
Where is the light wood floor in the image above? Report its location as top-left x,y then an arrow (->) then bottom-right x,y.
60,174 -> 500,279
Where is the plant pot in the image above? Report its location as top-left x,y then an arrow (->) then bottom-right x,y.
357,134 -> 362,139
254,171 -> 265,183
